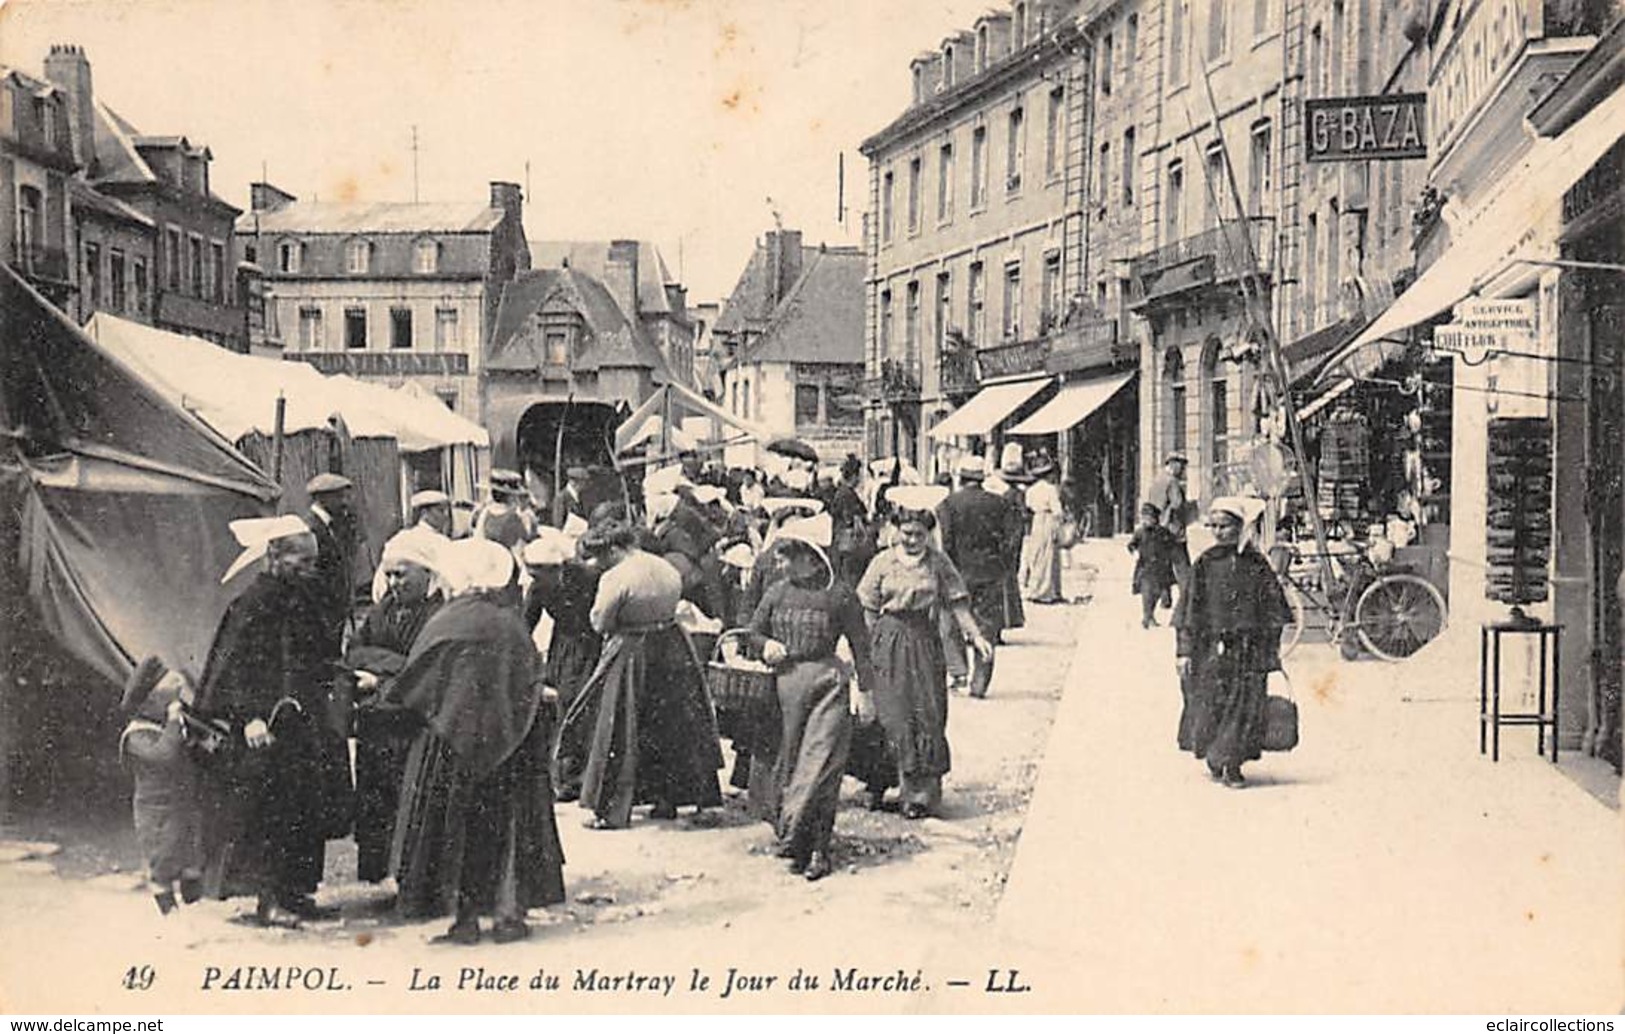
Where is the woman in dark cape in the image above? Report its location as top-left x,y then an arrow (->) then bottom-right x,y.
1174,498 -> 1293,788
380,539 -> 565,944
555,522 -> 723,830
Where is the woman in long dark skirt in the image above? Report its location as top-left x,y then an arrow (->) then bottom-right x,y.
555,522 -> 724,830
1174,498 -> 1293,788
522,536 -> 603,743
379,539 -> 566,944
855,506 -> 992,819
745,532 -> 874,880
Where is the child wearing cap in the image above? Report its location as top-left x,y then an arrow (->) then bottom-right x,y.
1127,503 -> 1177,629
118,658 -> 206,915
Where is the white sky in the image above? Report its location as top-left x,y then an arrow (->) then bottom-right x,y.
0,0 -> 997,301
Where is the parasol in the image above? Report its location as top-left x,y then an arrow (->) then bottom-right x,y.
766,437 -> 819,464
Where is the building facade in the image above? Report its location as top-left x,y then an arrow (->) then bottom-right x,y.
239,180 -> 530,425
1,64 -> 78,309
719,240 -> 866,463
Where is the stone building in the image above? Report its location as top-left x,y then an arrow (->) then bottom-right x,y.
1,63 -> 79,309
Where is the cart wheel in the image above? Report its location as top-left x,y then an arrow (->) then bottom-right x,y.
1279,578 -> 1306,659
1354,573 -> 1448,662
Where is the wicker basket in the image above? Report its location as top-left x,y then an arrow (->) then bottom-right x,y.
705,630 -> 778,712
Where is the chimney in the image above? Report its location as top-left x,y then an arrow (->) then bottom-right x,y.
489,181 -> 523,220
605,239 -> 641,322
765,229 -> 803,309
251,181 -> 298,213
43,44 -> 95,172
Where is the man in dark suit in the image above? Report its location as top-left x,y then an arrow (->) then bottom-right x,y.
304,472 -> 361,649
937,456 -> 1023,698
553,466 -> 593,530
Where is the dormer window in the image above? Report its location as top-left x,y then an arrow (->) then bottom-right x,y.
976,25 -> 989,71
1013,3 -> 1028,49
942,45 -> 955,89
912,65 -> 925,104
277,239 -> 302,274
346,238 -> 373,274
414,238 -> 440,274
35,98 -> 55,149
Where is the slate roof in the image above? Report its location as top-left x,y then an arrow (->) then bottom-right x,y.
69,177 -> 154,228
727,246 -> 864,368
90,102 -> 239,211
488,267 -> 671,379
242,202 -> 502,235
714,239 -> 820,336
528,240 -> 676,315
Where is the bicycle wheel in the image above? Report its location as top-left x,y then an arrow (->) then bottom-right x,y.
1279,578 -> 1306,659
1354,573 -> 1448,661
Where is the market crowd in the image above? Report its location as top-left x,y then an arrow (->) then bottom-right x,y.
117,444 -> 1083,943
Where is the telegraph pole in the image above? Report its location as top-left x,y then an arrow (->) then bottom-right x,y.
411,125 -> 420,203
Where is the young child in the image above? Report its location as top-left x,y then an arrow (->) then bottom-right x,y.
118,657 -> 205,915
1127,503 -> 1177,629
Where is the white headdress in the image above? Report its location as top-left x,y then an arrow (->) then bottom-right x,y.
221,514 -> 311,584
435,538 -> 516,598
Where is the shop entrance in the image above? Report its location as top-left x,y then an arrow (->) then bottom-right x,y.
1586,293 -> 1624,770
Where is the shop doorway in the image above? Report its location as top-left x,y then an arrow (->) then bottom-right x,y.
1586,295 -> 1623,771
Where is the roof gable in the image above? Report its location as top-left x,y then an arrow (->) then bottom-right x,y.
528,240 -> 676,315
731,247 -> 864,367
488,268 -> 671,379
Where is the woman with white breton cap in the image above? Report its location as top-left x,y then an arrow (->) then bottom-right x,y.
345,526 -> 445,884
1173,497 -> 1293,788
521,529 -> 603,778
744,514 -> 874,879
555,521 -> 724,829
379,538 -> 565,943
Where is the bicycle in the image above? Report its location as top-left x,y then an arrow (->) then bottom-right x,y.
1268,541 -> 1449,662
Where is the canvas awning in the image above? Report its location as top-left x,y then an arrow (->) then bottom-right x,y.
1317,76 -> 1625,382
1007,370 -> 1135,436
927,376 -> 1051,440
1295,377 -> 1357,423
614,382 -> 771,455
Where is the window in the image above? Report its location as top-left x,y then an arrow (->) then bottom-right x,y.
1122,127 -> 1137,205
298,306 -> 324,349
211,241 -> 225,302
937,141 -> 955,222
905,280 -> 920,361
942,45 -> 956,89
415,238 -> 439,274
742,380 -> 753,421
1002,262 -> 1022,340
110,249 -> 126,311
882,170 -> 895,243
1309,24 -> 1323,96
1100,34 -> 1114,97
133,260 -> 148,315
244,243 -> 257,265
390,307 -> 413,349
1164,347 -> 1188,455
344,307 -> 367,349
347,239 -> 372,274
435,307 -> 459,350
1013,3 -> 1027,47
912,65 -> 925,105
1326,198 -> 1340,322
1169,1 -> 1189,88
1165,161 -> 1184,244
37,98 -> 55,149
545,330 -> 568,365
1207,0 -> 1228,62
1096,141 -> 1111,206
1204,145 -> 1225,229
970,126 -> 989,208
278,239 -> 301,274
1303,212 -> 1319,329
1253,0 -> 1270,37
1248,121 -> 1272,217
796,382 -> 821,425
976,25 -> 989,72
1330,1 -> 1345,93
1127,14 -> 1138,67
967,262 -> 986,345
166,228 -> 182,291
84,242 -> 101,307
907,156 -> 922,234
17,186 -> 41,256
1006,106 -> 1025,192
1045,87 -> 1064,179
730,380 -> 739,415
1042,253 -> 1062,330
435,389 -> 458,411
879,290 -> 894,356
1210,374 -> 1230,469
189,234 -> 204,296
935,272 -> 952,350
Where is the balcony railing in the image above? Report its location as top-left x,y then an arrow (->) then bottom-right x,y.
9,241 -> 72,284
1128,217 -> 1275,306
1046,318 -> 1135,374
864,357 -> 922,403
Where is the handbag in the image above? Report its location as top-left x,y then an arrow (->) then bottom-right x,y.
1262,669 -> 1299,752
1057,519 -> 1079,549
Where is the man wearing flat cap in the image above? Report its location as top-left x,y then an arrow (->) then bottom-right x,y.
1145,451 -> 1195,608
408,489 -> 453,537
937,455 -> 1024,698
304,472 -> 362,648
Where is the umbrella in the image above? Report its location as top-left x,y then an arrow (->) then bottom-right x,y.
766,437 -> 819,464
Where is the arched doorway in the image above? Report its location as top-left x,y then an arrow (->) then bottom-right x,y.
515,400 -> 626,519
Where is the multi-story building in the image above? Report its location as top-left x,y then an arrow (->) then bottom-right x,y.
718,239 -> 866,464
239,180 -> 530,428
39,46 -> 246,350
529,239 -> 694,386
863,1 -> 1139,510
1,64 -> 78,309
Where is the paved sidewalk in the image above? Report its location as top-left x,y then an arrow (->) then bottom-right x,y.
999,538 -> 1623,1012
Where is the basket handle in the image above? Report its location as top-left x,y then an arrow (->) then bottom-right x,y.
712,628 -> 755,664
